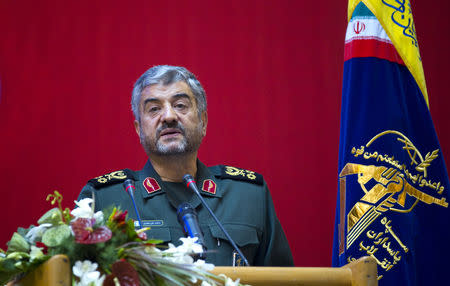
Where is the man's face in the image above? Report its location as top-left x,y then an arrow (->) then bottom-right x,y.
134,81 -> 207,157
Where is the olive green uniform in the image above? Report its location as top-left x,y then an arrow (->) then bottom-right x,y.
78,160 -> 294,266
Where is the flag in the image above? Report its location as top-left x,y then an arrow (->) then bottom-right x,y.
332,0 -> 450,284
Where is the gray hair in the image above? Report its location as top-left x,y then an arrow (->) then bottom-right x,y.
131,65 -> 207,122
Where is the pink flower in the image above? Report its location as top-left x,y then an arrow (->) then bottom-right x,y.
103,260 -> 140,286
35,241 -> 48,254
137,231 -> 147,241
112,210 -> 128,224
71,218 -> 112,244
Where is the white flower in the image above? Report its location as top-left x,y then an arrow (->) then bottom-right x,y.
29,245 -> 44,262
145,245 -> 163,257
170,254 -> 195,264
79,271 -> 104,286
93,211 -> 104,222
193,259 -> 215,271
163,242 -> 180,254
201,281 -> 213,286
225,277 -> 241,286
219,274 -> 241,286
73,260 -> 98,278
25,223 -> 52,243
190,276 -> 198,284
161,237 -> 207,265
73,260 -> 105,286
71,199 -> 94,219
71,198 -> 104,222
177,237 -> 204,254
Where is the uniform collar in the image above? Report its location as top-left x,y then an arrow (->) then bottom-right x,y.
137,159 -> 222,200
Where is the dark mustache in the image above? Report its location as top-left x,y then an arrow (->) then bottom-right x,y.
156,122 -> 186,137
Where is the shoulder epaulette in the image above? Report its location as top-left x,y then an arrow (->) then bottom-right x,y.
87,169 -> 135,188
212,165 -> 264,185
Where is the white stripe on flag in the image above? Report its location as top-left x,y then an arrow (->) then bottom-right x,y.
345,18 -> 391,43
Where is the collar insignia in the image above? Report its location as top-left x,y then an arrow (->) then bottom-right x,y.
143,177 -> 161,194
202,179 -> 217,195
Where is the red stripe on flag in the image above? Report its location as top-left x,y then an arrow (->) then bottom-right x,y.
344,39 -> 404,65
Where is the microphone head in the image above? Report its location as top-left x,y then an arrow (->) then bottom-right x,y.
123,179 -> 135,194
183,174 -> 195,185
122,169 -> 137,194
177,202 -> 197,224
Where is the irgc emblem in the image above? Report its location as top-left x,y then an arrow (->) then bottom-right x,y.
338,130 -> 448,279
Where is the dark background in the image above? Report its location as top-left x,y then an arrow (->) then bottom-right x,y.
1,0 -> 449,266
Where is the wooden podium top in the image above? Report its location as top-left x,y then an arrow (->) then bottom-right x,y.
10,255 -> 377,286
212,257 -> 377,286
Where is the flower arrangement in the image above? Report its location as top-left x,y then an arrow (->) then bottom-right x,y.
0,191 -> 243,286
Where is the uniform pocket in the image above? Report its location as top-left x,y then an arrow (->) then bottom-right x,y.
208,224 -> 260,265
145,227 -> 172,242
209,224 -> 259,247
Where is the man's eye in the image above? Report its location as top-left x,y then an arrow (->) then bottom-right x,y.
148,106 -> 160,113
174,103 -> 187,109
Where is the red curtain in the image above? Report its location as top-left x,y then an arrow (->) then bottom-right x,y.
1,0 -> 449,267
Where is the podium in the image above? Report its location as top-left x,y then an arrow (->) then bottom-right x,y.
211,257 -> 378,286
10,255 -> 377,286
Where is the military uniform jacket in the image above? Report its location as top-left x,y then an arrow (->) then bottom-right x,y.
78,160 -> 294,266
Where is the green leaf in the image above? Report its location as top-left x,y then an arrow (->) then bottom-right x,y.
0,258 -> 18,272
7,233 -> 30,253
6,252 -> 30,260
62,208 -> 72,224
42,225 -> 71,247
38,208 -> 63,225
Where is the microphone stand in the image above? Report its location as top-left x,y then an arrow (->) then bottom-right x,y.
183,174 -> 250,266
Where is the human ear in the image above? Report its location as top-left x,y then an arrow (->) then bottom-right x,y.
134,120 -> 141,138
201,112 -> 208,136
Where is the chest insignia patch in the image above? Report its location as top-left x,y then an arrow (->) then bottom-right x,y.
202,179 -> 217,195
143,177 -> 161,194
134,220 -> 164,228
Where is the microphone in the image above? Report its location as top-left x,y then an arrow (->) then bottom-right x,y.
123,179 -> 143,229
177,202 -> 207,259
183,174 -> 250,266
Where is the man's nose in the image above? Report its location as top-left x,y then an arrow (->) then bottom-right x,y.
161,105 -> 177,123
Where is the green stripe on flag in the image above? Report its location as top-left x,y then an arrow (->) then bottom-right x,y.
351,2 -> 375,19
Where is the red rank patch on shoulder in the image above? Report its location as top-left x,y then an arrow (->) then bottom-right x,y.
202,179 -> 216,195
143,177 -> 161,194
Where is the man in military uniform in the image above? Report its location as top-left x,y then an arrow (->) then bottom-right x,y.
78,65 -> 294,266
